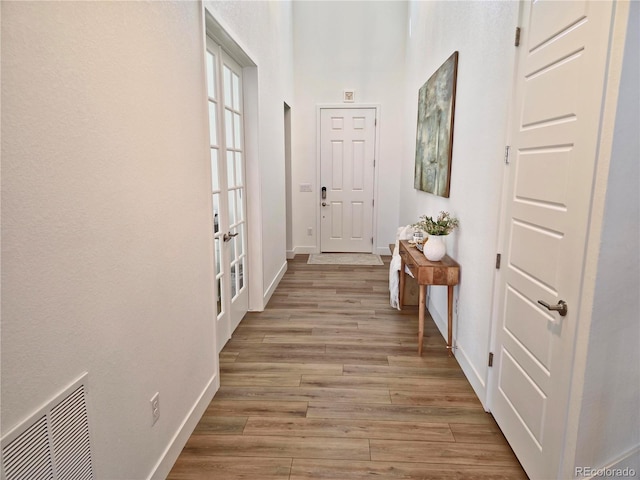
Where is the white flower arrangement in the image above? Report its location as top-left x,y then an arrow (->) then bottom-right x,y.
413,211 -> 459,236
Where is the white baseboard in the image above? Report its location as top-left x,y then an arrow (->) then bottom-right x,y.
454,342 -> 488,410
294,246 -> 391,256
263,260 -> 287,307
575,444 -> 640,479
427,299 -> 488,409
286,249 -> 295,259
294,246 -> 317,255
148,373 -> 219,479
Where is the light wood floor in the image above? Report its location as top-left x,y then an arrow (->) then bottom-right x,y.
168,255 -> 527,479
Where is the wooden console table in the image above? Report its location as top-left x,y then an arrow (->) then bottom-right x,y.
398,239 -> 460,356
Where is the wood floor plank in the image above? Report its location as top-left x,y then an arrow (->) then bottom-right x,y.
290,459 -> 529,480
168,456 -> 291,480
449,422 -> 511,445
301,375 -> 475,394
220,373 -> 302,387
168,255 -> 526,479
221,361 -> 343,376
204,400 -> 308,418
215,386 -> 391,404
343,363 -> 464,378
235,350 -> 390,365
192,416 -> 247,435
307,402 -> 495,425
370,439 -> 523,467
390,390 -> 483,407
243,417 -> 455,442
181,434 -> 370,461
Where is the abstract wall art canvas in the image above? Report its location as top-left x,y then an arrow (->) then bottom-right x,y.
414,51 -> 459,197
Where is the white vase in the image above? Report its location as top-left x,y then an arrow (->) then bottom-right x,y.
424,234 -> 447,261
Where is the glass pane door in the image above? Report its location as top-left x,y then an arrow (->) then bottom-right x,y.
221,51 -> 248,334
206,37 -> 248,353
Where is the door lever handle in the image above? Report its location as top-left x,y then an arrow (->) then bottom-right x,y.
537,299 -> 568,317
223,232 -> 239,242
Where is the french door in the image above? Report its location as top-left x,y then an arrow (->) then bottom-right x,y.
205,36 -> 249,353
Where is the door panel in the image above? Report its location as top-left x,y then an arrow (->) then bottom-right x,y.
490,1 -> 614,478
206,38 -> 248,353
320,108 -> 376,252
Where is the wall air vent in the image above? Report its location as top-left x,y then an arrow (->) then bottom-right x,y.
1,374 -> 93,480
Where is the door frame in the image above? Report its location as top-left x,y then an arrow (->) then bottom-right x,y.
485,1 -> 632,477
204,10 -> 264,316
315,104 -> 381,254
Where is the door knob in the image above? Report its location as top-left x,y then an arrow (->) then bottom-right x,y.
537,299 -> 568,317
223,232 -> 239,242
322,202 -> 328,206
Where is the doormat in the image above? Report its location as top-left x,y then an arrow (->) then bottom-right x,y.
307,253 -> 384,266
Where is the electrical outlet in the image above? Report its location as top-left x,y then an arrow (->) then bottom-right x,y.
307,227 -> 313,236
150,392 -> 160,426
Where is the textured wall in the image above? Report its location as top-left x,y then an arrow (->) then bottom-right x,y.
291,0 -> 407,255
1,2 -> 216,478
401,0 -> 518,400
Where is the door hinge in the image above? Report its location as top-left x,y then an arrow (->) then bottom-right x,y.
375,118 -> 377,126
514,27 -> 521,47
504,145 -> 511,165
372,199 -> 374,206
488,352 -> 494,367
373,159 -> 376,167
496,253 -> 501,269
371,237 -> 374,245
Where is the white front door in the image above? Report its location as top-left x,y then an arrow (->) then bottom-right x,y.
206,38 -> 249,353
320,108 -> 376,253
490,1 -> 615,479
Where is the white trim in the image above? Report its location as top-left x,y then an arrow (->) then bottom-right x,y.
295,245 -> 318,255
315,104 -> 381,254
286,249 -> 295,260
148,373 -> 219,480
455,343 -> 489,410
262,260 -> 288,310
203,6 -> 257,68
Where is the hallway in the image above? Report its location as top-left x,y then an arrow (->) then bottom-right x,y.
168,256 -> 527,479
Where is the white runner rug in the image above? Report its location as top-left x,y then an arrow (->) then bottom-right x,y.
307,253 -> 384,266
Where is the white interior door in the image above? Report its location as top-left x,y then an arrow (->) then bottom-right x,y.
206,37 -> 249,353
320,108 -> 376,253
490,2 -> 615,479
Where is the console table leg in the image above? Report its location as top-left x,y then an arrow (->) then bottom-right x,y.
447,285 -> 454,357
399,258 -> 406,310
418,285 -> 426,356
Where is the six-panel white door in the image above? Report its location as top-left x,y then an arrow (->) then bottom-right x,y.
320,108 -> 376,253
489,1 -> 615,478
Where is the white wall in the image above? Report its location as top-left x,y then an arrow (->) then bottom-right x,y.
203,0 -> 294,307
574,1 -> 640,473
400,1 -> 518,401
1,2 -> 217,478
291,1 -> 407,255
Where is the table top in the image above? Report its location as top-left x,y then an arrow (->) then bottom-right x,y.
399,240 -> 460,285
